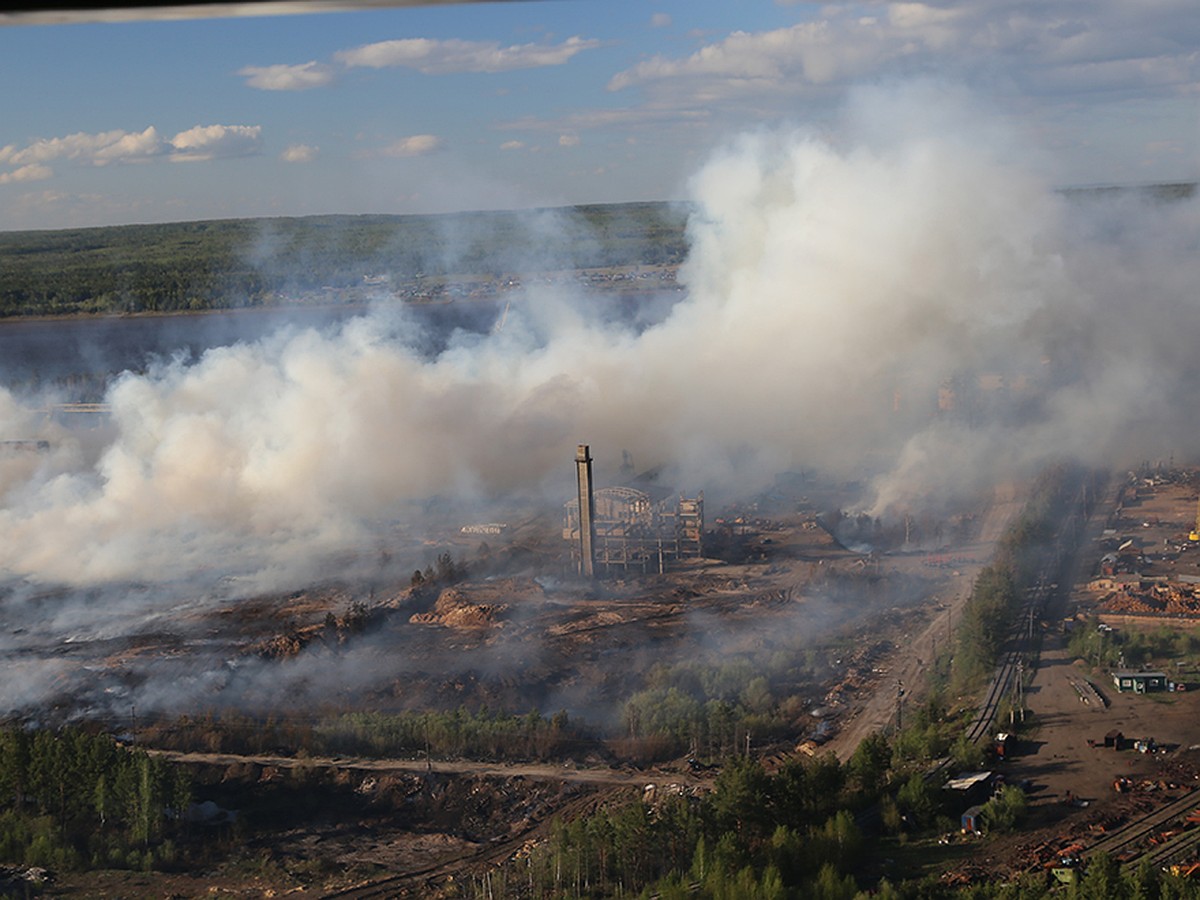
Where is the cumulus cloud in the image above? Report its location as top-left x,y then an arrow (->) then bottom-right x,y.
3,127 -> 163,167
0,124 -> 264,182
334,35 -> 599,74
239,61 -> 334,91
558,134 -> 580,147
0,164 -> 53,184
281,144 -> 318,163
378,134 -> 443,157
499,140 -> 525,151
651,13 -> 672,28
608,0 -> 1200,103
169,124 -> 263,162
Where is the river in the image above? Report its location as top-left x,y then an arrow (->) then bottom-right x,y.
0,291 -> 680,399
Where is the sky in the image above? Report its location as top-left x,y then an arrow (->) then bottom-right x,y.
0,0 -> 1197,231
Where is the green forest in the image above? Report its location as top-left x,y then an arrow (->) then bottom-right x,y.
0,728 -> 192,873
0,202 -> 689,318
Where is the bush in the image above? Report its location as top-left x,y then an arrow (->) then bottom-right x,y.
981,785 -> 1027,833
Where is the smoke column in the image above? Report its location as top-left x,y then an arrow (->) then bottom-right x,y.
0,82 -> 1198,596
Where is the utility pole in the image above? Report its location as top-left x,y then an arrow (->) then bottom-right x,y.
896,679 -> 905,732
1014,660 -> 1025,724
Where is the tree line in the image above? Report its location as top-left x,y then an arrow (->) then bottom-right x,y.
137,707 -> 584,763
0,727 -> 191,872
0,203 -> 689,318
952,464 -> 1095,690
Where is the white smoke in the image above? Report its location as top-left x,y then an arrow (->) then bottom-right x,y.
1,82 -> 1198,596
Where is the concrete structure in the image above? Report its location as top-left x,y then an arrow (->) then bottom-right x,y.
1112,671 -> 1168,693
563,448 -> 703,575
574,444 -> 596,578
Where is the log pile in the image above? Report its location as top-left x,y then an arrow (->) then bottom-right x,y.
1099,583 -> 1200,617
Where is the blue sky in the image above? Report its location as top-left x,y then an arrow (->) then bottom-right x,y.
0,0 -> 1196,231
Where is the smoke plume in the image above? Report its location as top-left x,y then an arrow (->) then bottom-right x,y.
1,81 -> 1198,599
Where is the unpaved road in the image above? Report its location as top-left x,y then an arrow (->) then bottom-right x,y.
151,748 -> 713,789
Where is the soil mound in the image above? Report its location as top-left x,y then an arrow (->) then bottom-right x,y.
410,587 -> 508,629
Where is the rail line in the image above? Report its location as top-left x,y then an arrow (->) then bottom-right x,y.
963,642 -> 1022,746
1137,819 -> 1200,871
1083,788 -> 1200,862
961,589 -> 1045,750
321,790 -> 610,899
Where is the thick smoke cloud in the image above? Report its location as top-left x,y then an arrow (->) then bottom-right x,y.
1,83 -> 1198,600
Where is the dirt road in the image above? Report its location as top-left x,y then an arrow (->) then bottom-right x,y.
150,748 -> 712,789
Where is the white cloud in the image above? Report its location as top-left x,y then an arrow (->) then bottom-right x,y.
169,124 -> 263,162
6,126 -> 163,167
651,13 -> 672,28
0,123 -> 263,181
499,140 -> 525,151
379,134 -> 443,157
608,1 -> 1200,105
0,164 -> 53,185
334,35 -> 599,74
558,134 -> 581,147
239,61 -> 334,91
281,144 -> 318,163
92,127 -> 163,164
608,20 -> 885,92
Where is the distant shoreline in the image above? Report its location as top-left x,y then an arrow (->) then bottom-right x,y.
0,279 -> 683,328
0,301 -> 376,328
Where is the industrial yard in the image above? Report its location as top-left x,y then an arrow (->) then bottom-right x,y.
892,468 -> 1200,887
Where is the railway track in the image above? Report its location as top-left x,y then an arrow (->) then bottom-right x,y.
321,789 -> 610,899
1137,819 -> 1200,870
961,589 -> 1046,749
1083,788 -> 1200,862
962,642 -> 1022,746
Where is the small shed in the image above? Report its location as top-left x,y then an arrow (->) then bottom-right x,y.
1104,729 -> 1125,750
944,771 -> 996,805
1112,671 -> 1168,694
961,805 -> 986,835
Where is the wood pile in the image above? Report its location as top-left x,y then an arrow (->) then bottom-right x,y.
1099,583 -> 1200,617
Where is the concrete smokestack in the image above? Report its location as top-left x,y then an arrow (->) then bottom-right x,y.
575,443 -> 596,578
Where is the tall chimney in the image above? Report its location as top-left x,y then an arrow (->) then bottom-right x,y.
575,444 -> 596,578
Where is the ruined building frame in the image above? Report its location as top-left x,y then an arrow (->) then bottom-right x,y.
564,444 -> 703,576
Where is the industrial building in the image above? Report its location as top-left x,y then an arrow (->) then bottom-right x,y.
564,444 -> 703,576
